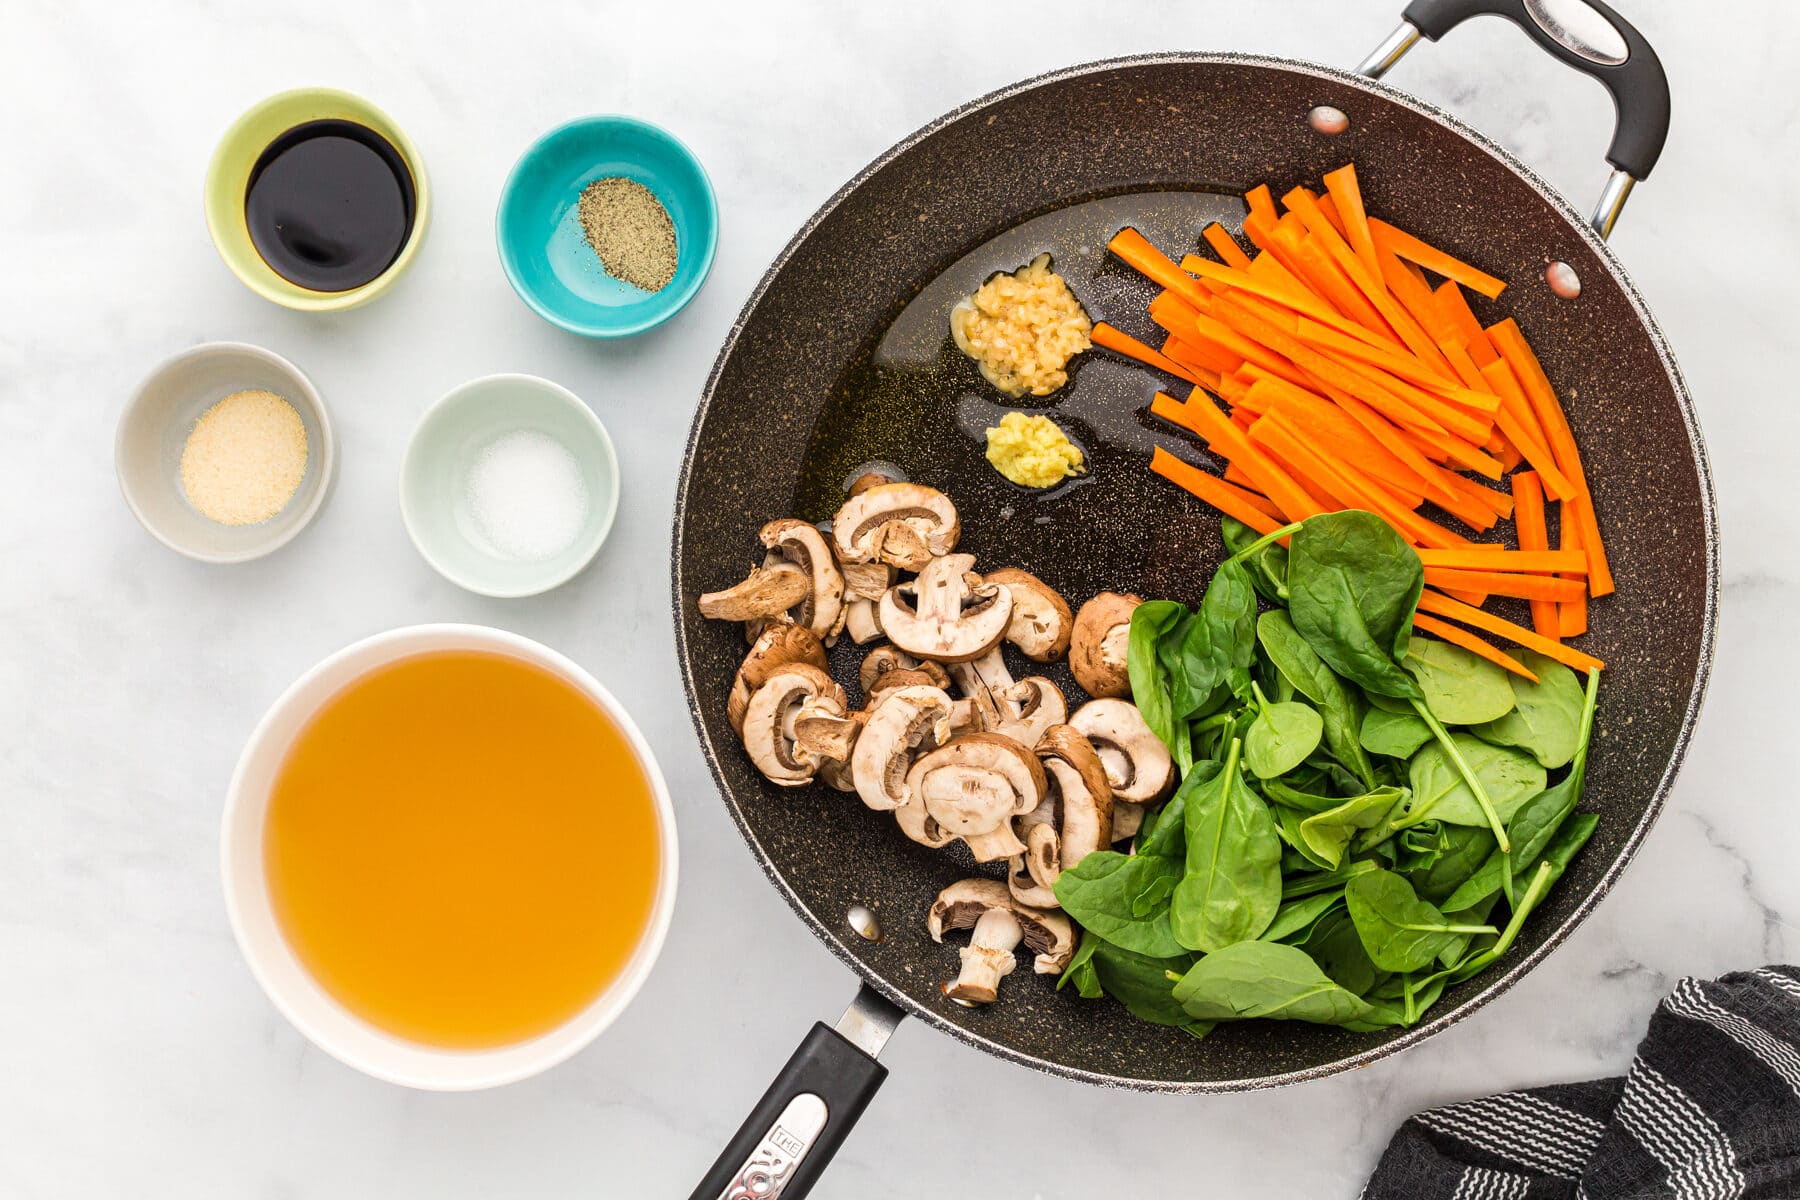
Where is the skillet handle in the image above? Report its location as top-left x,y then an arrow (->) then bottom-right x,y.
1357,0 -> 1670,237
688,987 -> 903,1200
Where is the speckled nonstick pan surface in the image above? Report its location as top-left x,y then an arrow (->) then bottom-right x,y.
672,54 -> 1717,1091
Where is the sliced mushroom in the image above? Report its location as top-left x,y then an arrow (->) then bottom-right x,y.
728,624 -> 828,736
742,664 -> 845,787
843,598 -> 884,644
1110,802 -> 1148,843
1007,725 -> 1113,908
905,733 -> 1045,862
793,704 -> 865,765
832,483 -> 960,572
868,668 -> 950,704
860,645 -> 949,696
986,569 -> 1074,663
698,561 -> 811,623
1070,592 -> 1141,698
849,684 -> 954,811
946,649 -> 1068,746
1069,698 -> 1175,806
840,559 -> 895,602
879,553 -> 1012,664
760,519 -> 846,643
928,878 -> 1075,1003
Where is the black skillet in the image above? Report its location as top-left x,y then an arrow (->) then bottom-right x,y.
674,3 -> 1716,1195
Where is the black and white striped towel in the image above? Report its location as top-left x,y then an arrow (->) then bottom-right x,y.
1363,966 -> 1800,1199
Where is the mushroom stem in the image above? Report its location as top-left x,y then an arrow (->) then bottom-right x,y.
947,908 -> 1022,1004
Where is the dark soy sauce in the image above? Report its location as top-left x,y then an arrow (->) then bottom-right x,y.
244,119 -> 416,292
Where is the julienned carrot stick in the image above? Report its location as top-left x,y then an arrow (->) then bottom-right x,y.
1191,313 -> 1310,389
1163,335 -> 1239,378
1090,322 -> 1199,385
1418,548 -> 1585,573
1108,227 -> 1214,312
1253,379 -> 1433,500
1246,184 -> 1277,227
1150,446 -> 1285,535
1164,389 -> 1322,521
1314,190 -> 1347,236
1202,223 -> 1253,270
1477,356 -> 1571,497
1287,231 -> 1395,339
1323,164 -> 1382,289
1411,615 -> 1539,682
1296,372 -> 1463,506
1293,317 -> 1456,392
1222,463 -> 1282,518
1434,282 -> 1499,367
1377,243 -> 1462,353
1418,591 -> 1605,673
1401,421 -> 1505,481
1510,471 -> 1561,639
1369,219 -> 1506,300
1249,426 -> 1351,512
1421,567 -> 1586,603
1558,500 -> 1590,637
1283,187 -> 1455,378
1249,417 -> 1453,547
1184,257 -> 1346,330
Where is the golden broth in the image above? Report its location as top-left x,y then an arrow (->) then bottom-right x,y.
264,649 -> 660,1049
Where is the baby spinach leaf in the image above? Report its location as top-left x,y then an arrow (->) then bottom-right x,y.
1053,852 -> 1187,959
1274,804 -> 1332,870
1136,760 -> 1221,860
1384,821 -> 1449,873
1363,689 -> 1416,715
1471,651 -> 1585,769
1056,930 -> 1104,998
1127,600 -> 1189,760
1405,825 -> 1497,904
1404,735 -> 1545,828
1360,707 -> 1434,758
1298,787 -> 1407,869
1086,939 -> 1209,1034
1172,940 -> 1374,1025
1171,739 -> 1282,952
1261,890 -> 1345,944
1262,777 -> 1347,815
1344,970 -> 1449,1031
1305,909 -> 1385,995
1345,868 -> 1499,973
1433,892 -> 1502,969
1257,610 -> 1376,789
1179,561 -> 1258,710
1286,510 -> 1424,701
1403,638 -> 1516,725
1245,685 -> 1324,779
1283,857 -> 1380,900
1223,515 -> 1289,604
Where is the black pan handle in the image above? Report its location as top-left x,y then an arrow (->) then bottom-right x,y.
1357,0 -> 1670,236
688,986 -> 904,1200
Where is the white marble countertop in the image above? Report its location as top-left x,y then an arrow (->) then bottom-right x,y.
6,1 -> 1797,1195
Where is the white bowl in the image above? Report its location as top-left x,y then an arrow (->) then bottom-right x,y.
221,624 -> 679,1090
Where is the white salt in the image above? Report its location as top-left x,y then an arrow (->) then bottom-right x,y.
465,430 -> 590,561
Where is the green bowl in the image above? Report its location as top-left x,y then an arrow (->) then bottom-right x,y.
204,87 -> 430,312
400,374 -> 620,598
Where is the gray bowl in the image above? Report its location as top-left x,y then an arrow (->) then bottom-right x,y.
116,342 -> 335,563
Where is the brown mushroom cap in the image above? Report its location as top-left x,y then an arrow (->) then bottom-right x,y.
905,733 -> 1045,862
728,624 -> 828,736
697,561 -> 811,623
849,684 -> 954,811
741,664 -> 845,787
879,553 -> 1012,664
986,568 -> 1074,663
831,482 -> 960,571
858,645 -> 950,697
1069,697 -> 1175,805
1070,592 -> 1142,698
1008,726 -> 1113,908
928,878 -> 1076,977
761,519 -> 846,643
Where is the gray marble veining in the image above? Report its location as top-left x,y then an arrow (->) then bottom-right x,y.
3,1 -> 1796,1196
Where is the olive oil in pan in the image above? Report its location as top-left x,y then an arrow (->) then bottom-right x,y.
794,190 -> 1246,601
245,119 -> 416,292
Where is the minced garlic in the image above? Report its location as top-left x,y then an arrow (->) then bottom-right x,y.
950,253 -> 1092,398
179,389 -> 308,525
984,411 -> 1085,488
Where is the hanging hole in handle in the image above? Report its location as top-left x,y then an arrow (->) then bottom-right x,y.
1523,0 -> 1629,65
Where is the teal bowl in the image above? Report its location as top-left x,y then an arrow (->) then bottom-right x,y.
497,116 -> 717,338
400,374 -> 620,597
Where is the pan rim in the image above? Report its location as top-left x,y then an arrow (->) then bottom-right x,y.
672,50 -> 1720,1093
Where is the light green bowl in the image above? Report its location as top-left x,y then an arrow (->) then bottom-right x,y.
400,375 -> 620,598
204,87 -> 430,312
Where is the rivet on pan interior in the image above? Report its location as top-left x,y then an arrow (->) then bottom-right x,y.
846,904 -> 884,942
940,981 -> 978,1008
1545,260 -> 1582,299
1308,105 -> 1350,135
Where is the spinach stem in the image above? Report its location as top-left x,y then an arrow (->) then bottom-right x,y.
1225,521 -> 1303,566
1249,680 -> 1271,715
1397,922 -> 1498,936
1402,973 -> 1417,1026
1409,697 -> 1512,853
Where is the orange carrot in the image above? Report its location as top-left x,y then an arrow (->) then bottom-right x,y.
1419,591 -> 1605,673
1403,423 -> 1506,481
1422,567 -> 1586,603
1246,184 -> 1277,227
1108,227 -> 1214,312
1323,164 -> 1382,289
1253,379 -> 1432,498
1510,471 -> 1561,639
1202,223 -> 1253,270
1558,501 -> 1590,637
1164,389 -> 1322,521
1294,317 -> 1457,392
1440,469 -> 1513,520
1418,548 -> 1585,573
1287,231 -> 1396,339
1248,417 -> 1458,548
1434,282 -> 1499,367
1191,313 -> 1310,388
1249,423 -> 1356,512
1150,447 -> 1284,535
1315,190 -> 1348,236
1369,218 -> 1506,299
1091,322 -> 1200,385
1478,357 -> 1573,499
1410,615 -> 1539,682
1163,335 -> 1240,378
